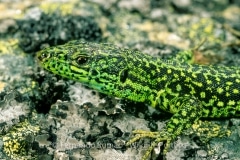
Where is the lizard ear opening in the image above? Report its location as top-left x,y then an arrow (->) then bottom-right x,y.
120,69 -> 128,83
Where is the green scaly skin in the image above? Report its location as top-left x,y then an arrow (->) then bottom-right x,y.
37,40 -> 240,159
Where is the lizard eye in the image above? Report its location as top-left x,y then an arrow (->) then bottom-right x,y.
76,56 -> 88,64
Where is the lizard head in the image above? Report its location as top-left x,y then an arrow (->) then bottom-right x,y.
37,41 -> 130,94
37,40 -> 156,104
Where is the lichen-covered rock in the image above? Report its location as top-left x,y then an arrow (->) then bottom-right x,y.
2,119 -> 40,160
16,12 -> 102,53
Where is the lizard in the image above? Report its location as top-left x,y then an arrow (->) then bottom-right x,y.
37,40 -> 240,160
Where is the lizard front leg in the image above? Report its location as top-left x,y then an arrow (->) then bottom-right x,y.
127,96 -> 203,160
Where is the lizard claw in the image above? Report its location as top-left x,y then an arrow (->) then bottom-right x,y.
126,129 -> 173,160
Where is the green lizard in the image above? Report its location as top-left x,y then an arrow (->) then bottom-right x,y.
37,40 -> 240,159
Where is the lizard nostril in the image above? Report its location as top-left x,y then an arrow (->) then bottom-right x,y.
37,51 -> 49,61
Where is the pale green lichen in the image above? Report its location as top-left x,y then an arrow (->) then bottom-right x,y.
2,119 -> 40,160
